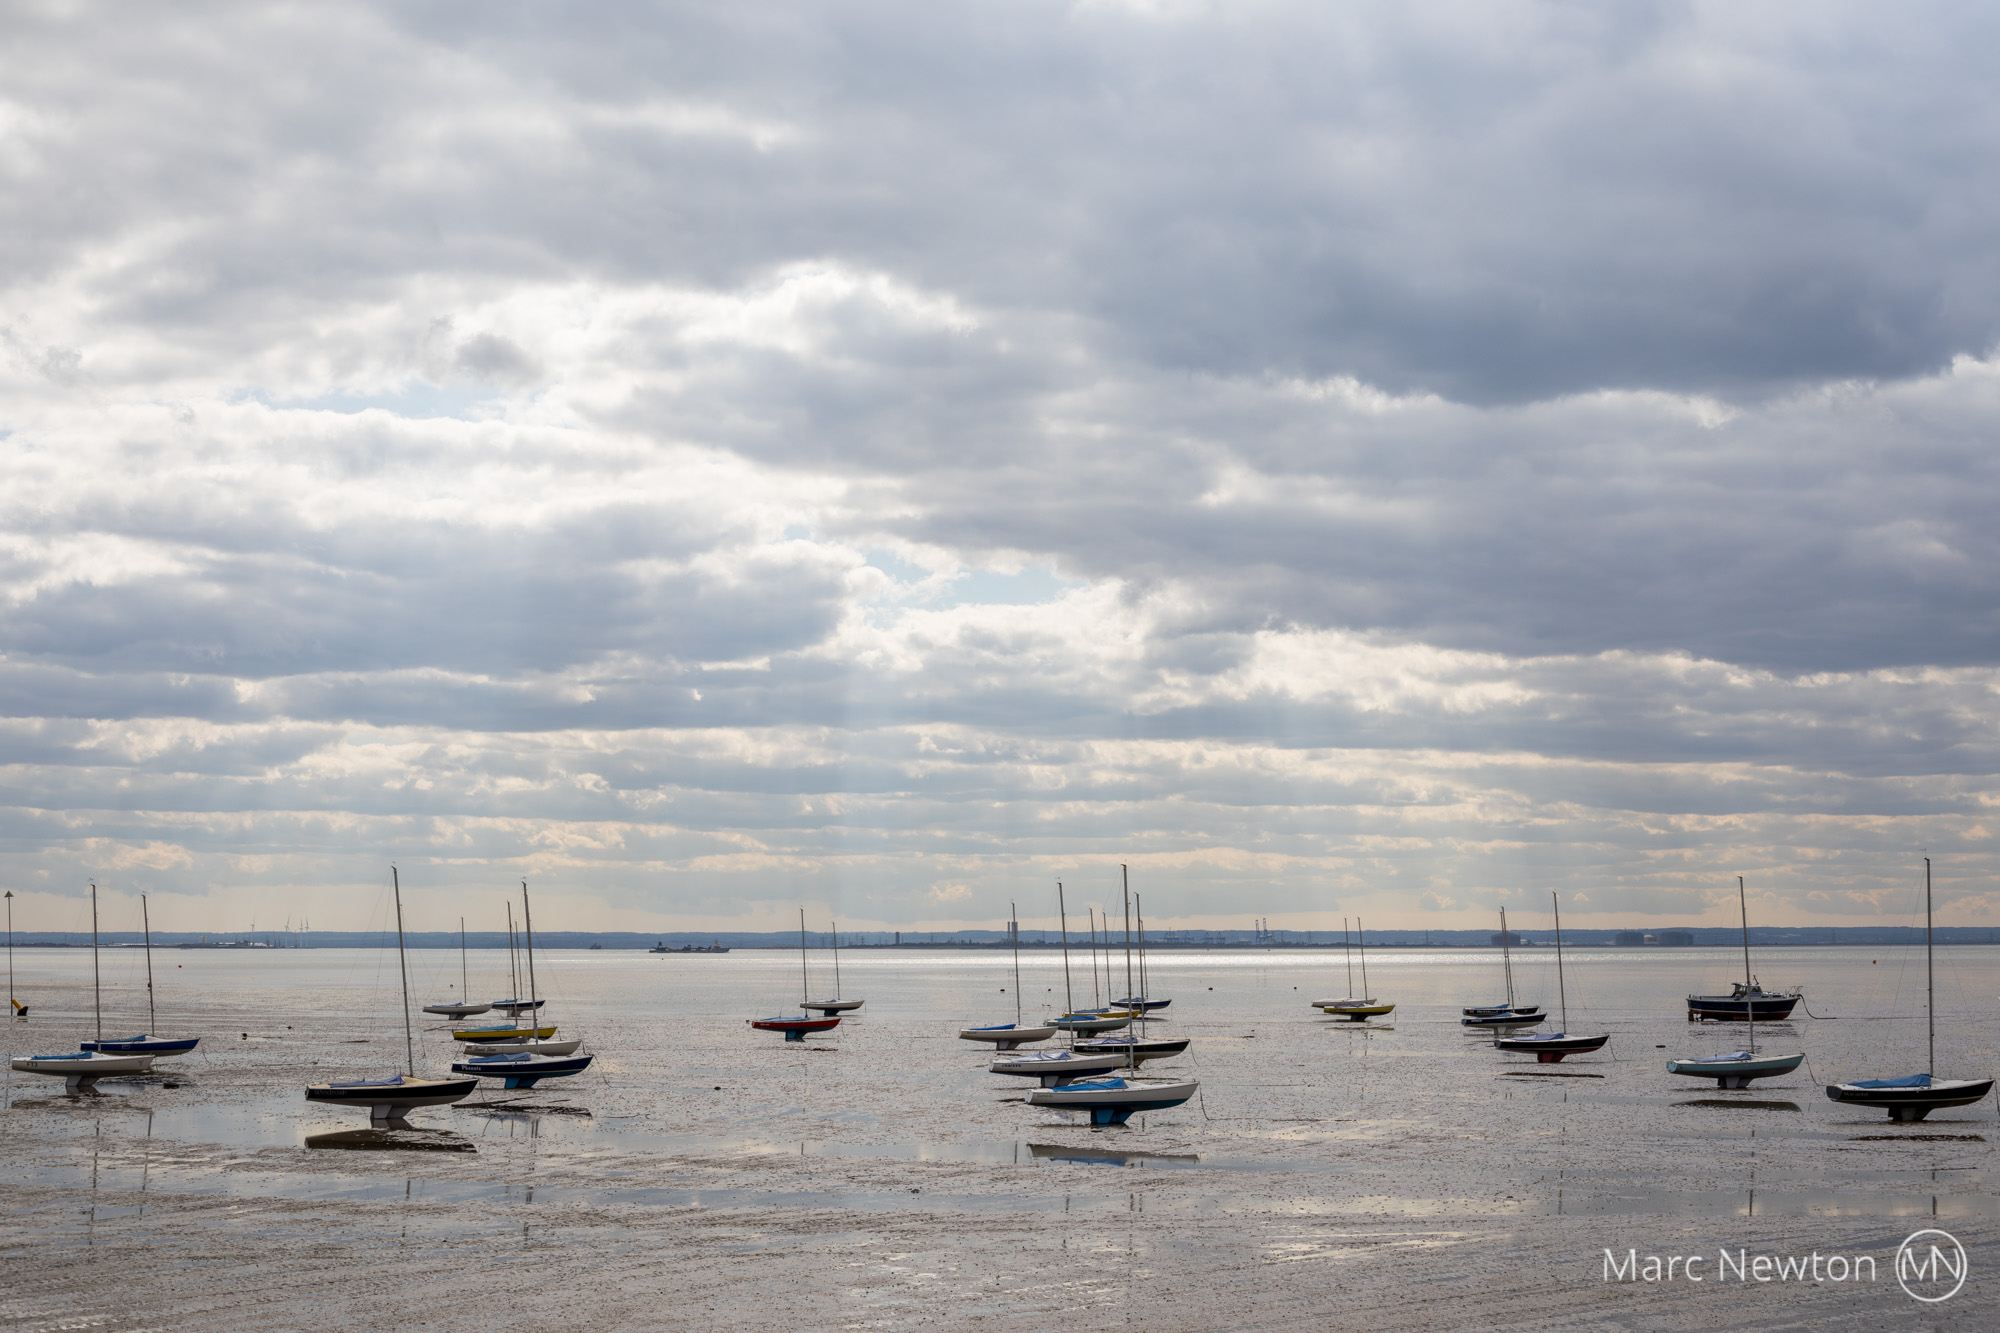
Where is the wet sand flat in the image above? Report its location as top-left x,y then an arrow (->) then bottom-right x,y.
3,946 -> 1995,1328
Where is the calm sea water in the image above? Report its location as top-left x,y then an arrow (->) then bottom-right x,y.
4,942 -> 1997,1221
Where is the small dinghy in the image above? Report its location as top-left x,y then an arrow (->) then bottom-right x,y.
961,901 -> 1052,1047
1669,1050 -> 1805,1087
80,1035 -> 200,1056
1051,1013 -> 1130,1033
1827,1075 -> 1996,1122
959,1022 -> 1059,1050
1686,980 -> 1800,1023
989,1049 -> 1132,1086
451,1022 -> 557,1042
1669,878 -> 1802,1088
1461,1009 -> 1545,1029
797,912 -> 864,1016
1071,1035 -> 1190,1063
307,867 -> 479,1123
424,919 -> 493,1017
450,1051 -> 594,1089
1492,894 -> 1606,1063
461,1037 -> 584,1056
750,1015 -> 840,1042
489,997 -> 546,1015
1463,907 -> 1540,1028
1825,859 -> 1993,1122
1494,1031 -> 1610,1062
1313,919 -> 1394,1021
1316,999 -> 1394,1021
1028,1077 -> 1199,1125
11,1051 -> 155,1092
1113,997 -> 1170,1011
306,1073 -> 480,1121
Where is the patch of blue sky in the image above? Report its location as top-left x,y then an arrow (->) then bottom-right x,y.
244,383 -> 502,421
864,550 -> 1079,607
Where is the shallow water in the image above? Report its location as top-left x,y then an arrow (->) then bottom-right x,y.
5,944 -> 1997,1326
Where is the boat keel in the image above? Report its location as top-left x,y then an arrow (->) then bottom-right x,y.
1090,1107 -> 1134,1126
1536,1051 -> 1568,1063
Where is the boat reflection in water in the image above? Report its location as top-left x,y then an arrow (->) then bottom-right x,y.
304,1127 -> 477,1154
1026,1143 -> 1200,1169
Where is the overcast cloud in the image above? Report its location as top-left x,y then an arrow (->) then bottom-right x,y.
3,1 -> 1998,934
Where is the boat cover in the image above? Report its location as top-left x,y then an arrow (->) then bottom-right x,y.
32,1053 -> 91,1061
1848,1075 -> 1931,1089
1053,1079 -> 1127,1092
330,1075 -> 406,1088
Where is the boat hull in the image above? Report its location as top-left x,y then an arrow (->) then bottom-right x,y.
1315,1001 -> 1394,1021
450,1024 -> 557,1042
80,1036 -> 200,1056
11,1051 -> 157,1090
1029,1077 -> 1199,1125
803,998 -> 864,1015
1071,1037 -> 1191,1062
1686,993 -> 1800,1022
1825,1077 -> 1995,1122
451,1053 -> 593,1089
958,1023 -> 1058,1049
1461,1010 -> 1544,1029
1493,1032 -> 1609,1062
1112,998 -> 1171,1011
990,1051 -> 1131,1085
1051,1015 -> 1130,1033
1463,1003 -> 1541,1018
1666,1052 -> 1804,1087
304,1075 -> 479,1121
750,1016 -> 841,1041
421,1003 -> 492,1018
461,1038 -> 583,1056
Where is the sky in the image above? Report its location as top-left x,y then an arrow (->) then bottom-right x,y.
2,1 -> 1998,936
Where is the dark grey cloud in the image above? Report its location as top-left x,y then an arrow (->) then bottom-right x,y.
4,2 -> 2000,929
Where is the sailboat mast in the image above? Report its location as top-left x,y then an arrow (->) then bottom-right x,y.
832,920 -> 843,1001
1087,908 -> 1101,1009
1551,893 -> 1567,1032
521,881 -> 538,1033
4,890 -> 12,1017
799,908 -> 809,1005
1343,917 -> 1353,996
1499,907 -> 1514,1008
459,916 -> 468,1001
392,866 -> 414,1076
1122,864 -> 1134,1005
90,880 -> 101,1045
506,901 -> 518,1002
1057,883 -> 1073,1016
1136,893 -> 1146,1004
1010,901 -> 1021,1026
1738,876 -> 1754,1053
142,893 -> 156,1033
1358,917 -> 1369,999
1925,857 -> 1935,1078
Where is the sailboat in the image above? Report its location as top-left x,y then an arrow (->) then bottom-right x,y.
1826,859 -> 1994,1122
1492,894 -> 1608,1062
1316,917 -> 1395,1020
960,898 -> 1057,1048
1667,878 -> 1803,1087
750,909 -> 843,1040
80,892 -> 200,1057
1048,880 -> 1128,1024
305,867 -> 478,1122
1112,888 -> 1170,1011
452,880 -> 593,1087
12,881 -> 157,1091
1461,907 -> 1544,1028
802,918 -> 864,1015
423,917 -> 493,1018
1080,887 -> 1191,1057
451,899 -> 558,1043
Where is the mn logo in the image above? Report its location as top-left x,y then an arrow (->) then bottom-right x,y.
1896,1229 -> 1967,1303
